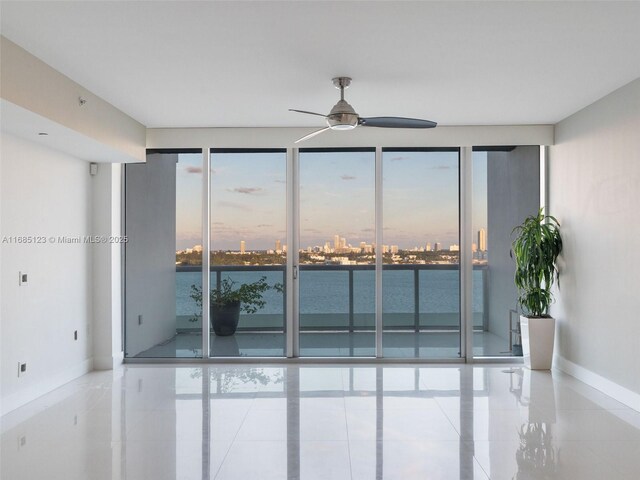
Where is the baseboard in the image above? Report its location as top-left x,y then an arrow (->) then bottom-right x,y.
93,351 -> 124,370
554,354 -> 640,412
1,358 -> 93,416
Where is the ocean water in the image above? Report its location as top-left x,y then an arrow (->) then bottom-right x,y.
176,269 -> 484,317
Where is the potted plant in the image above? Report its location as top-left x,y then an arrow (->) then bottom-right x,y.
190,276 -> 283,336
512,208 -> 562,370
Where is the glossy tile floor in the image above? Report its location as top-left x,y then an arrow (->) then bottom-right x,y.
2,365 -> 639,479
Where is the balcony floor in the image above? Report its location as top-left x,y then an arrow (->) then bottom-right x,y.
134,331 -> 516,358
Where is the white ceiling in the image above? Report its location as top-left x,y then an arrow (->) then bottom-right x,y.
2,1 -> 639,128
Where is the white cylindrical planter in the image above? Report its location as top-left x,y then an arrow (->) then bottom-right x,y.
520,316 -> 555,370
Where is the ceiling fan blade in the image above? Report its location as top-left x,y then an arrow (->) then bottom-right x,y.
358,117 -> 437,128
294,126 -> 331,144
289,109 -> 328,118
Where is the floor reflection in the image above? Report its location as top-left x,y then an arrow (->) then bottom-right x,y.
514,422 -> 558,479
2,365 -> 639,479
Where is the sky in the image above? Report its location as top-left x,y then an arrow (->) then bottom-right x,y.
175,151 -> 489,251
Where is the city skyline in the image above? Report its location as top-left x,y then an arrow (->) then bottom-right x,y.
175,151 -> 490,251
177,227 -> 487,255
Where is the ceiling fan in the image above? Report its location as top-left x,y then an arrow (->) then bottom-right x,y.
290,77 -> 437,143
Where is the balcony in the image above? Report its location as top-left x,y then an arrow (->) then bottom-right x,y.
135,264 -> 513,358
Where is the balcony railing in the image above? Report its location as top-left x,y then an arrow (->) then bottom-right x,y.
176,264 -> 488,332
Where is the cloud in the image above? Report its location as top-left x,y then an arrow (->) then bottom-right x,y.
274,179 -> 286,184
186,166 -> 202,174
229,187 -> 264,195
257,224 -> 273,228
217,201 -> 251,212
390,156 -> 409,162
432,165 -> 451,170
361,228 -> 374,233
341,175 -> 356,181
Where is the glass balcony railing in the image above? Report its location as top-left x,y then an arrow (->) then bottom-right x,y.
176,264 -> 487,332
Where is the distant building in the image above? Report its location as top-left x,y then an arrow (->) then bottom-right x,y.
478,228 -> 487,252
275,239 -> 282,253
390,245 -> 399,254
193,244 -> 203,253
425,242 -> 432,252
334,234 -> 340,251
340,237 -> 346,249
240,240 -> 246,254
472,243 -> 478,253
449,244 -> 460,252
329,256 -> 355,265
382,245 -> 389,254
434,242 -> 441,251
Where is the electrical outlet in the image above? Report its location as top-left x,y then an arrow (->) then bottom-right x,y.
19,272 -> 28,286
17,362 -> 27,377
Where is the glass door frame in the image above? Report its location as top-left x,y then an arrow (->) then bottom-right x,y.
193,145 -> 496,362
293,147 -> 378,358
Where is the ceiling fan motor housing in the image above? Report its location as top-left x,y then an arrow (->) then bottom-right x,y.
327,99 -> 358,130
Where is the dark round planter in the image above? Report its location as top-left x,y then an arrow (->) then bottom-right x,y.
211,301 -> 241,336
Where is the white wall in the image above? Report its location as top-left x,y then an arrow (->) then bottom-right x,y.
550,78 -> 640,407
1,133 -> 94,414
92,163 -> 123,370
147,125 -> 554,150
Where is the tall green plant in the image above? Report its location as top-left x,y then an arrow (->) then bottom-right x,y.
512,208 -> 562,317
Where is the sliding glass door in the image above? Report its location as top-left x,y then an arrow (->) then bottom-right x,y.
298,149 -> 376,357
382,149 -> 461,358
471,146 -> 541,357
208,149 -> 287,357
125,151 -> 203,358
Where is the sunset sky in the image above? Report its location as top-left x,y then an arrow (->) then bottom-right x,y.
175,151 -> 488,251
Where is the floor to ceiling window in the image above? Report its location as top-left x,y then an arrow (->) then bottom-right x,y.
298,148 -> 376,357
124,150 -> 203,358
123,145 -> 543,360
471,146 -> 541,357
381,149 -> 461,358
209,149 -> 287,357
